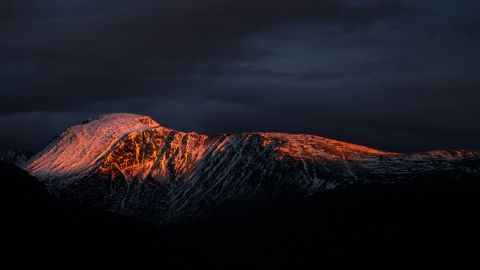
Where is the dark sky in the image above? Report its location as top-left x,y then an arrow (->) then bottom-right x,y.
1,0 -> 480,153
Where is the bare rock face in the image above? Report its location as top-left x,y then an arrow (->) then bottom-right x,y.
23,113 -> 480,225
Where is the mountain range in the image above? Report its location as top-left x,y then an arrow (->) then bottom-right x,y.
11,113 -> 479,225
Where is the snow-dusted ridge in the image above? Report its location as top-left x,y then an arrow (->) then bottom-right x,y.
23,113 -> 480,225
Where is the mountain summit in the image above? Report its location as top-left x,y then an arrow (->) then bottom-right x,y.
23,113 -> 480,224
27,113 -> 160,180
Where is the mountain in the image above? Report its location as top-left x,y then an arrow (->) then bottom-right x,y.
23,113 -> 480,225
0,149 -> 32,166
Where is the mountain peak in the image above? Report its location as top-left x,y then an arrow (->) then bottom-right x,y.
83,113 -> 160,127
26,113 -> 163,180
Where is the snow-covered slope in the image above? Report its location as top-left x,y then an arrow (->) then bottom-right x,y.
26,113 -> 160,180
23,113 -> 480,225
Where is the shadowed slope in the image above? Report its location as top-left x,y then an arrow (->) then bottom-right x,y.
2,163 -> 480,267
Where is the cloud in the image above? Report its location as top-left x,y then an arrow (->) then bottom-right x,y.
0,0 -> 412,114
1,0 -> 479,152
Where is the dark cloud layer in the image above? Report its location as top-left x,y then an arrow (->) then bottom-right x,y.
1,0 -> 479,153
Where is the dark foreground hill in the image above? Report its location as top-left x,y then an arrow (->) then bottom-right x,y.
2,162 -> 479,268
